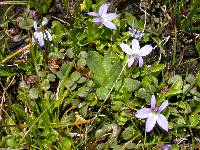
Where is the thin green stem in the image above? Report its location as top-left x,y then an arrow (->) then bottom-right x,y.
144,131 -> 147,149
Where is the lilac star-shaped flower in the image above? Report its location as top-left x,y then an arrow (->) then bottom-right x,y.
32,18 -> 52,47
88,3 -> 118,30
135,95 -> 169,132
120,39 -> 152,67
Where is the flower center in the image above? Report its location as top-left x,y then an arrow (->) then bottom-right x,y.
133,50 -> 139,56
151,111 -> 157,116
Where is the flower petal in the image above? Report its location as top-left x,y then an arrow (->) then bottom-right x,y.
132,39 -> 140,51
93,17 -> 102,23
103,21 -> 117,30
33,32 -> 39,40
104,13 -> 118,20
138,56 -> 144,68
33,21 -> 38,30
157,114 -> 169,132
36,32 -> 45,47
88,12 -> 99,16
129,20 -> 134,32
158,100 -> 168,113
161,144 -> 171,150
32,36 -> 35,43
145,114 -> 157,132
45,30 -> 52,41
128,56 -> 135,67
151,95 -> 156,109
99,3 -> 109,16
119,43 -> 133,55
139,45 -> 153,56
135,108 -> 151,119
42,17 -> 48,26
131,20 -> 134,30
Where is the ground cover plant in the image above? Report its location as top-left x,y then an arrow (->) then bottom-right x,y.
0,0 -> 200,149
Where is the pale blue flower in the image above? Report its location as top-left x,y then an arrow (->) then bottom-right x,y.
129,20 -> 144,39
120,39 -> 152,67
135,95 -> 169,132
161,144 -> 171,150
88,3 -> 118,30
32,18 -> 52,47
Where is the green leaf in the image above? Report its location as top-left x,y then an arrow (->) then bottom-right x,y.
70,71 -> 81,82
86,51 -> 106,86
167,75 -> 182,84
189,114 -> 200,126
96,87 -> 109,100
111,101 -> 123,111
190,87 -> 200,98
41,79 -> 50,91
116,115 -> 127,125
58,138 -> 71,150
29,88 -> 39,99
151,64 -> 165,73
106,61 -> 123,88
6,137 -> 17,148
40,0 -> 52,14
87,93 -> 98,106
165,75 -> 183,98
81,0 -> 92,11
0,70 -> 16,76
123,78 -> 141,91
185,74 -> 195,84
78,87 -> 90,97
125,12 -> 140,28
52,21 -> 64,42
12,104 -> 26,117
136,88 -> 147,98
18,17 -> 33,30
47,73 -> 56,82
122,126 -> 138,141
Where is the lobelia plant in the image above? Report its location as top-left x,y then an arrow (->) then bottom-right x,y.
120,39 -> 152,67
135,95 -> 169,132
32,17 -> 52,47
88,3 -> 118,30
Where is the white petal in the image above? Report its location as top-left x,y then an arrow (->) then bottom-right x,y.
151,95 -> 156,109
158,100 -> 168,113
146,114 -> 157,132
139,45 -> 153,56
157,114 -> 169,132
128,56 -> 135,67
135,108 -> 151,119
103,13 -> 118,21
132,39 -> 140,51
33,21 -> 38,30
119,43 -> 133,55
138,56 -> 144,68
36,32 -> 45,47
45,30 -> 52,41
42,17 -> 48,26
103,21 -> 117,30
93,17 -> 102,23
88,12 -> 99,17
99,3 -> 109,16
